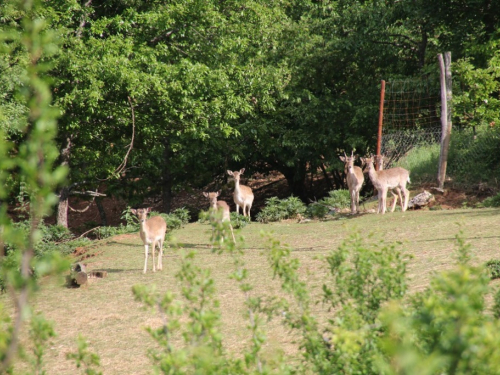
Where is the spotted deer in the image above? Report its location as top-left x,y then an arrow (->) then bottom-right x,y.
339,151 -> 364,214
203,191 -> 235,244
227,168 -> 254,219
361,156 -> 410,214
130,208 -> 167,273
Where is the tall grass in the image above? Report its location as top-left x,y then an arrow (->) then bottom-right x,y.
392,143 -> 440,185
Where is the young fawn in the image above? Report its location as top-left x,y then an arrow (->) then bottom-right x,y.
203,191 -> 235,244
361,156 -> 410,214
339,151 -> 364,214
227,168 -> 254,219
131,208 -> 167,273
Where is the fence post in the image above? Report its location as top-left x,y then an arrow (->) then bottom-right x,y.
437,52 -> 452,189
376,80 -> 385,170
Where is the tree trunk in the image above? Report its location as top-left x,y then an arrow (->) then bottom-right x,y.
282,161 -> 308,201
161,138 -> 173,213
56,135 -> 73,228
57,187 -> 70,228
96,197 -> 107,226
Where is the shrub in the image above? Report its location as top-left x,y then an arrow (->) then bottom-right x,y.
229,212 -> 250,229
485,259 -> 500,279
306,189 -> 351,219
171,207 -> 191,225
479,192 -> 500,208
256,196 -> 306,223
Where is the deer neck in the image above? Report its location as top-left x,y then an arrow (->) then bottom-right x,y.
139,218 -> 149,236
234,179 -> 242,193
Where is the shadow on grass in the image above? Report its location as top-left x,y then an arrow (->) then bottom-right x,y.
105,241 -> 138,247
413,234 -> 500,243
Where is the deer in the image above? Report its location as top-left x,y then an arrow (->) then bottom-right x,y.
339,151 -> 364,214
227,168 -> 254,219
361,155 -> 410,214
373,154 -> 404,213
203,191 -> 236,244
130,208 -> 167,273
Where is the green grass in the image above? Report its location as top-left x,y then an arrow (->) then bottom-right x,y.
4,207 -> 500,374
393,143 -> 440,184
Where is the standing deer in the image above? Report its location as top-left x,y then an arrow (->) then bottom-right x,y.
131,208 -> 167,273
361,156 -> 410,214
374,154 -> 404,213
339,151 -> 364,214
227,168 -> 254,219
203,191 -> 236,244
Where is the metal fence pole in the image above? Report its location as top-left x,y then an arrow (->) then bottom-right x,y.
376,80 -> 386,170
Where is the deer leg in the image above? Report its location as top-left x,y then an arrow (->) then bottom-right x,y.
379,188 -> 388,214
152,240 -> 157,272
350,188 -> 356,214
236,204 -> 240,215
402,188 -> 410,211
229,223 -> 236,243
143,244 -> 149,274
397,188 -> 403,211
157,239 -> 163,271
389,190 -> 398,212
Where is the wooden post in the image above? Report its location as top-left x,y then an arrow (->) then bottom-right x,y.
376,80 -> 386,171
437,52 -> 452,189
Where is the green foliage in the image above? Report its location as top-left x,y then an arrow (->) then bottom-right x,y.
230,212 -> 250,229
394,143 -> 440,184
66,336 -> 102,375
376,232 -> 500,375
26,314 -> 56,375
454,50 -> 500,129
170,207 -> 191,225
0,1 -> 69,371
493,289 -> 500,320
256,196 -> 306,223
447,125 -> 500,185
478,192 -> 500,208
485,260 -> 500,279
120,206 -> 139,227
306,190 -> 351,219
324,233 -> 410,323
305,201 -> 330,219
132,249 -> 230,374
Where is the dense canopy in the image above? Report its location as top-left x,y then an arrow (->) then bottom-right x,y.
1,0 -> 499,226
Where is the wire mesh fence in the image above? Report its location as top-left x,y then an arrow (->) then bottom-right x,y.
447,125 -> 500,189
380,78 -> 442,184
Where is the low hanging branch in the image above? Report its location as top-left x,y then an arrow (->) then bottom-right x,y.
96,95 -> 136,182
68,190 -> 107,213
113,96 -> 136,176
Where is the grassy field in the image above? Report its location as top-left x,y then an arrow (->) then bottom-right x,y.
5,207 -> 500,374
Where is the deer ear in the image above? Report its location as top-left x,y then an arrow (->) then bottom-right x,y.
227,170 -> 233,176
240,168 -> 245,174
216,191 -> 221,196
146,207 -> 151,213
203,192 -> 208,198
339,156 -> 345,162
130,209 -> 137,214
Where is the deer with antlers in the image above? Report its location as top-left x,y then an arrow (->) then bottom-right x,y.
361,155 -> 410,214
339,151 -> 365,214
